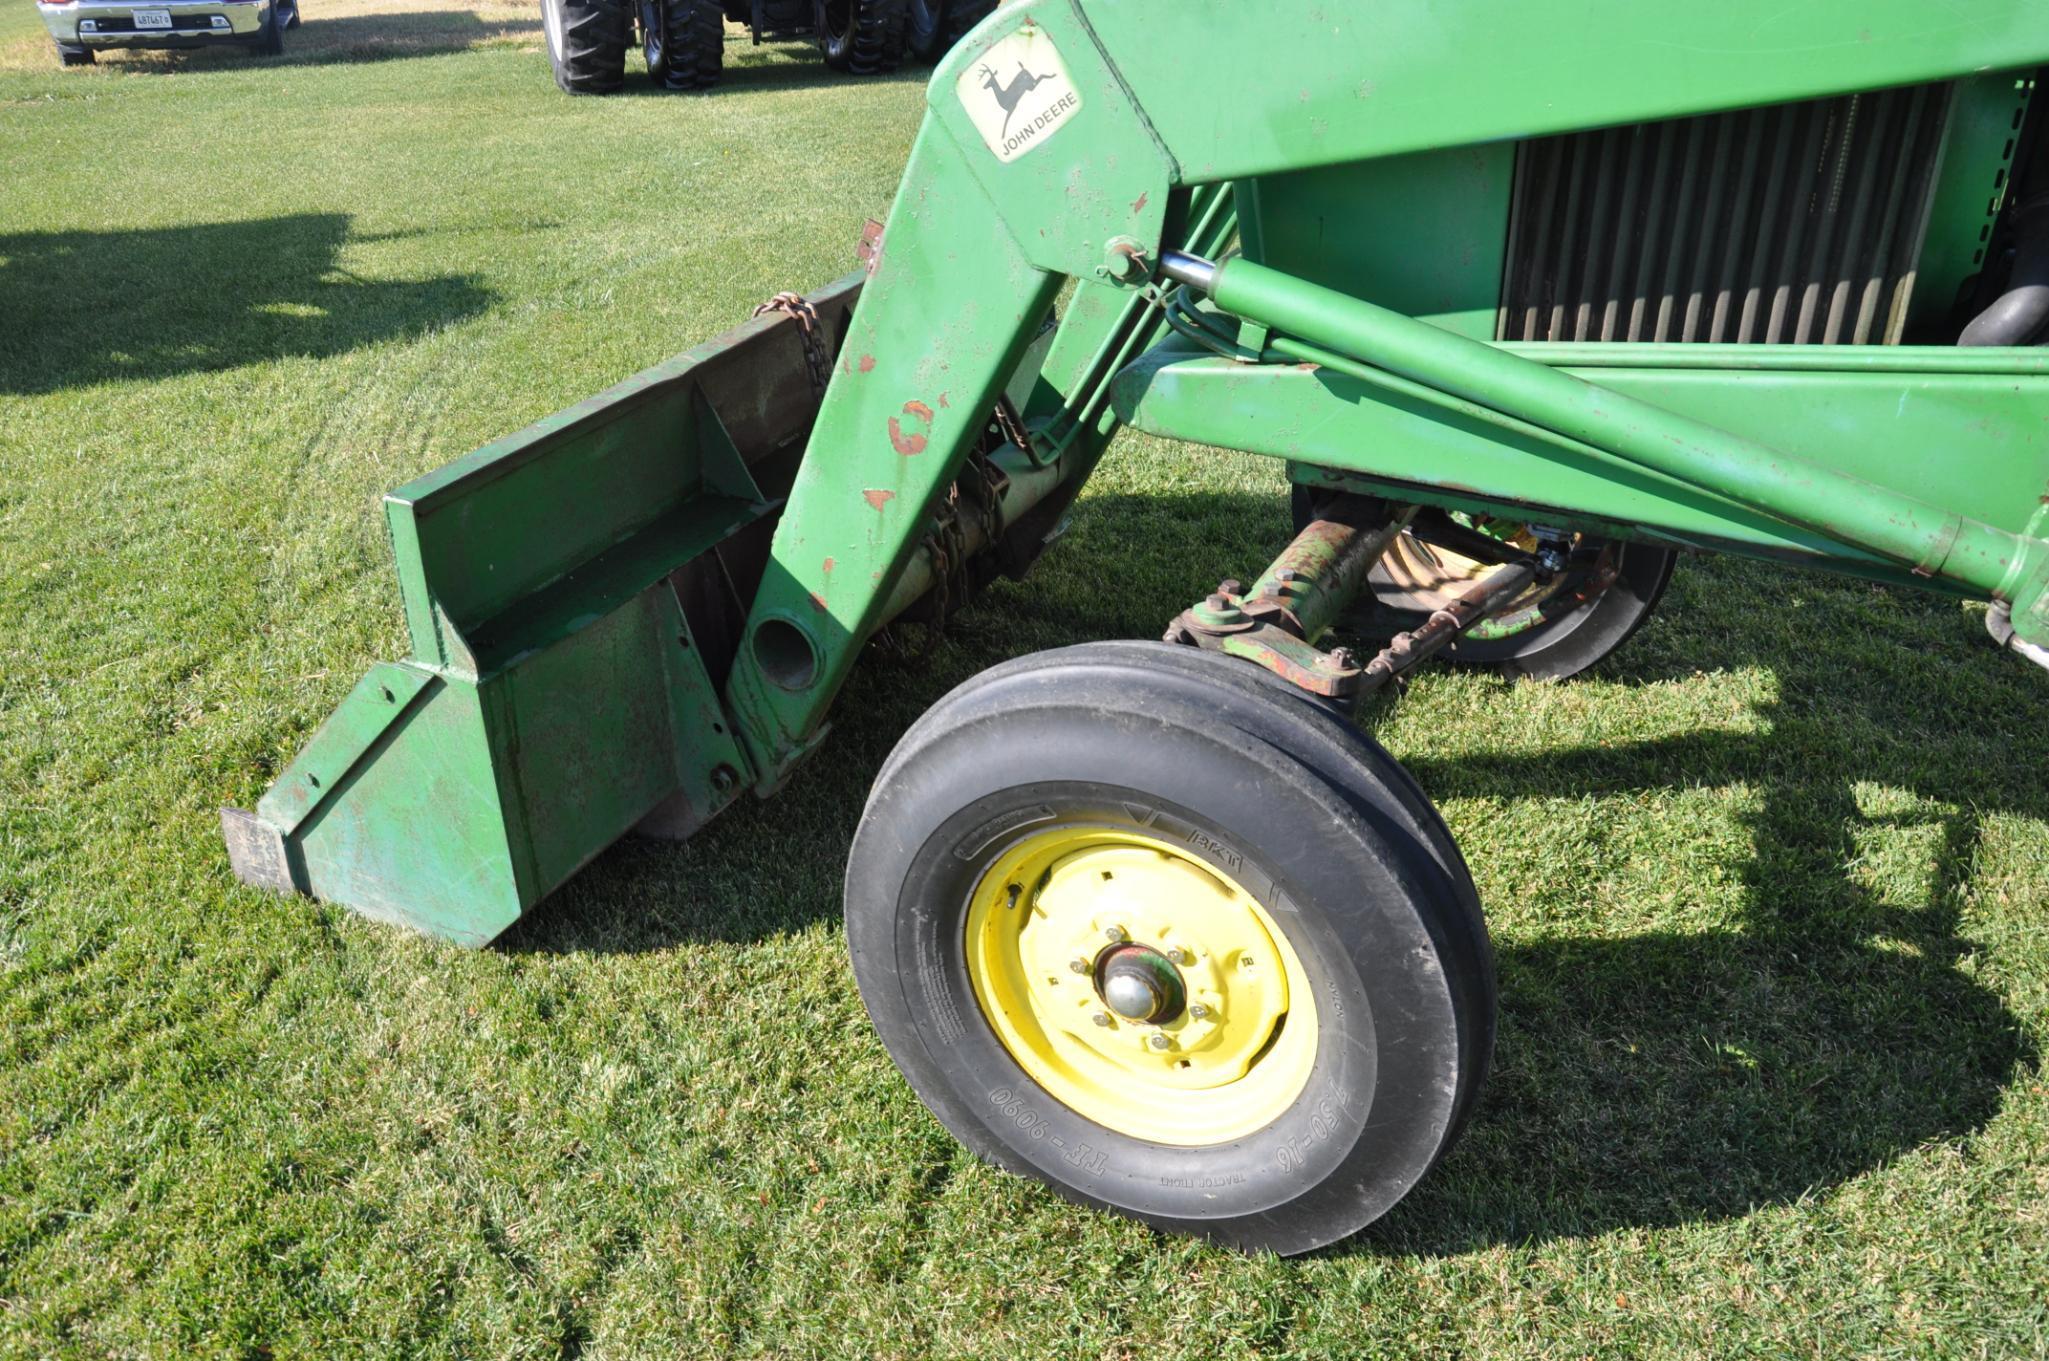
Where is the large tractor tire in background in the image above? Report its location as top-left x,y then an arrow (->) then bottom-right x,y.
816,0 -> 906,73
542,0 -> 629,94
908,0 -> 994,61
647,0 -> 722,89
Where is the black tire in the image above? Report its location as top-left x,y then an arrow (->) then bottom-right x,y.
846,641 -> 1494,1255
541,0 -> 628,94
815,0 -> 905,74
938,0 -> 992,48
253,3 -> 285,54
651,0 -> 720,89
1443,538 -> 1676,680
905,0 -> 943,60
1290,486 -> 1675,682
284,0 -> 301,29
56,43 -> 95,65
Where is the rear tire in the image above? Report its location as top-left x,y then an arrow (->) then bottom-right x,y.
815,0 -> 904,74
541,0 -> 628,94
846,641 -> 1494,1255
56,43 -> 95,65
652,0 -> 721,89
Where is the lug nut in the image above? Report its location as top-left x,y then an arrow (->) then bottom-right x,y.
1189,1003 -> 1211,1020
1104,925 -> 1127,943
1092,1012 -> 1113,1028
1166,947 -> 1190,965
1149,1034 -> 1172,1051
1068,957 -> 1091,975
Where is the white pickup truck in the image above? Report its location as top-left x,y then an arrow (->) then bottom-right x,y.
37,0 -> 299,65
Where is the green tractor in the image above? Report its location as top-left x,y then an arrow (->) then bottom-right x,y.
540,0 -> 996,92
234,1 -> 2049,1253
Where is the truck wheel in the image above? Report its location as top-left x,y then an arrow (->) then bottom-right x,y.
815,0 -> 905,74
846,641 -> 1494,1255
56,43 -> 96,65
651,0 -> 720,89
541,0 -> 628,94
1292,487 -> 1675,682
253,2 -> 285,54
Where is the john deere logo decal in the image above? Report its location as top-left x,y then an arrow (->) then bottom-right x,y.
957,23 -> 1081,164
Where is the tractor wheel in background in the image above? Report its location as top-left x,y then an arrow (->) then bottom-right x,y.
56,43 -> 95,65
909,0 -> 989,60
541,0 -> 628,94
1291,486 -> 1676,682
846,641 -> 1495,1255
816,0 -> 905,73
651,0 -> 721,89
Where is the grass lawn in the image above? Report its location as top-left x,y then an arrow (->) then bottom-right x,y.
3,3 -> 2048,1355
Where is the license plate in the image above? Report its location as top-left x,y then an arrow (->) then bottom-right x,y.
132,9 -> 172,27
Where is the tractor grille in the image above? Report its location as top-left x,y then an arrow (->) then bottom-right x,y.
1498,83 -> 1952,345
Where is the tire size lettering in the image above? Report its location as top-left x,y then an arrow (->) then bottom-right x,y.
1274,1098 -> 1340,1174
989,1089 -> 1107,1175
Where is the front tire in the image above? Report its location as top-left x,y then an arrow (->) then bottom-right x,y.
846,641 -> 1494,1255
253,3 -> 285,54
541,0 -> 628,94
815,0 -> 905,74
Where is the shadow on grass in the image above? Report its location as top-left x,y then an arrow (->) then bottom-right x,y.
503,488 -> 2038,1251
91,9 -> 539,72
0,213 -> 494,394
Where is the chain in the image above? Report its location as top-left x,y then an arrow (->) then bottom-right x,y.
752,291 -> 831,399
991,394 -> 1035,460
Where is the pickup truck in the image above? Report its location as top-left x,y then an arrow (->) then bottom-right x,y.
37,0 -> 300,65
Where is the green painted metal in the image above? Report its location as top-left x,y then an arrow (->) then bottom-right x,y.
1115,338 -> 2049,578
231,0 -> 2049,943
223,277 -> 867,944
1191,256 -> 2049,607
1238,147 -> 1515,342
1909,71 -> 2040,335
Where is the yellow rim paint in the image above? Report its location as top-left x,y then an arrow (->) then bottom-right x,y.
964,826 -> 1318,1146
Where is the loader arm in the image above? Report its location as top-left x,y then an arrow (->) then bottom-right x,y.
725,0 -> 2049,772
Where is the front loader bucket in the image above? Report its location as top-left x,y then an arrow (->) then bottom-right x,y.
222,273 -> 864,946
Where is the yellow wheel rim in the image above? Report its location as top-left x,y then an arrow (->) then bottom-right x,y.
964,826 -> 1318,1146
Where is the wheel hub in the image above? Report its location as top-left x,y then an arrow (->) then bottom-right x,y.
1095,943 -> 1185,1023
962,827 -> 1319,1146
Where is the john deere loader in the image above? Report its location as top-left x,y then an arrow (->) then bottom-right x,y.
229,2 -> 2049,1253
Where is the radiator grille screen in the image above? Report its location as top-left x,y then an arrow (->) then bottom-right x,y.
1498,84 -> 1952,345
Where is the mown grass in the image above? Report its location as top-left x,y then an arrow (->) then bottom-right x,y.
3,3 -> 2047,1355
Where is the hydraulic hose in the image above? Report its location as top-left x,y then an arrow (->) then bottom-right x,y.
1959,193 -> 2049,346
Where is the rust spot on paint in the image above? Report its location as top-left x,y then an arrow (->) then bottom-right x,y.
858,354 -> 876,373
887,419 -> 926,455
938,392 -> 950,408
863,489 -> 896,511
808,592 -> 827,611
888,399 -> 934,456
822,556 -> 836,575
1132,191 -> 1148,214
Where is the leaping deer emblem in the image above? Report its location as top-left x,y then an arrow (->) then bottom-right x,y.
980,62 -> 1057,139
